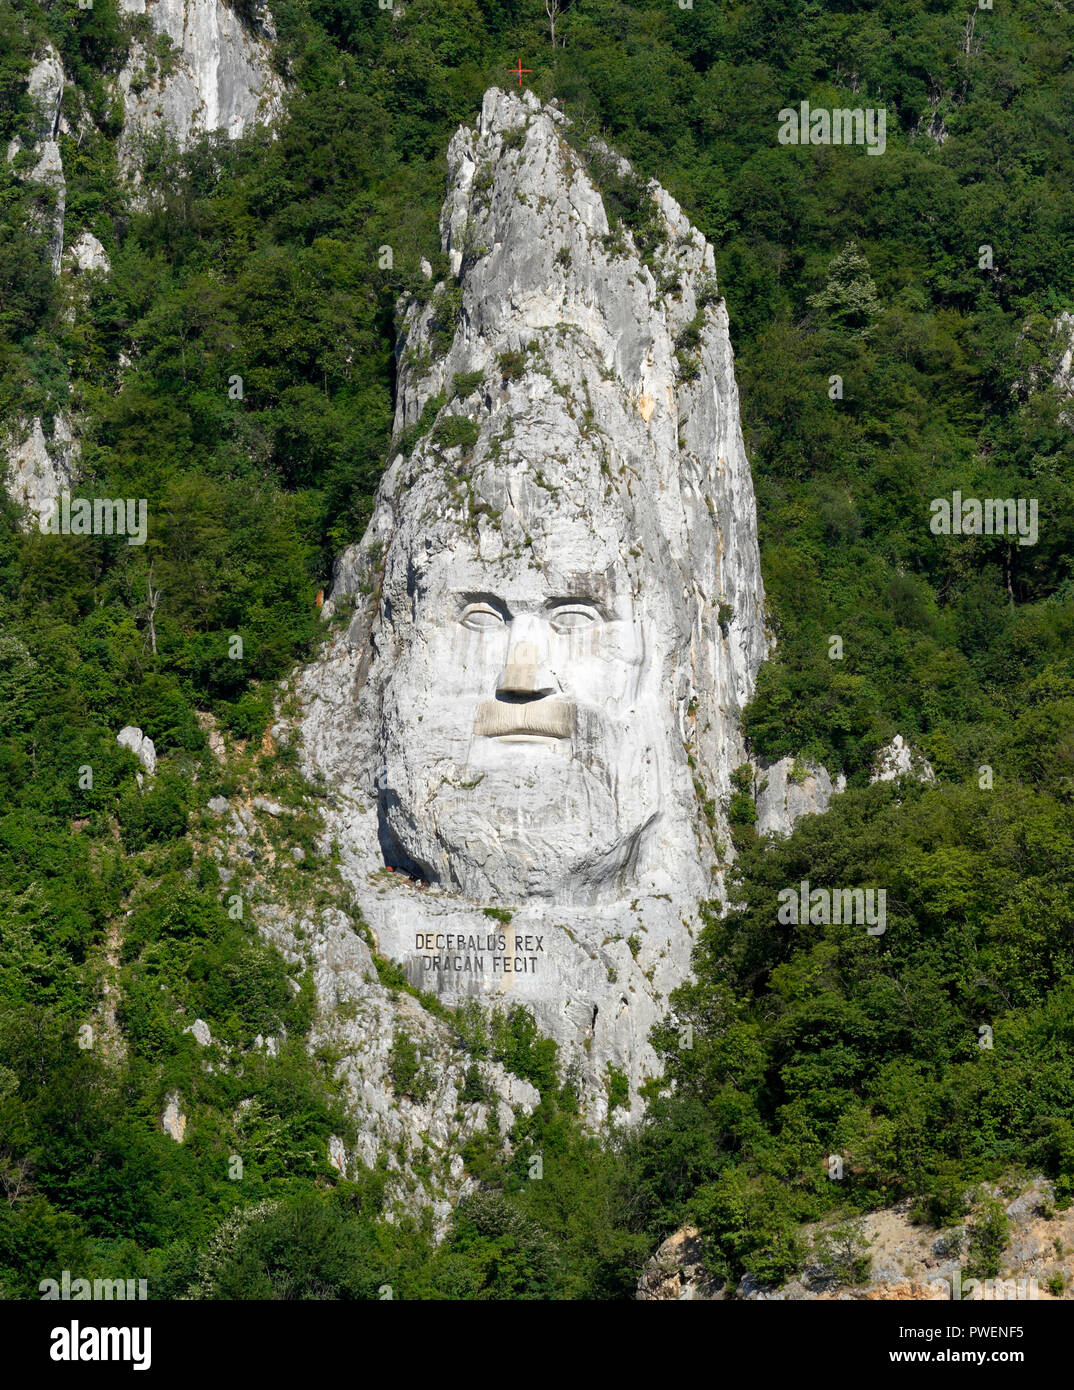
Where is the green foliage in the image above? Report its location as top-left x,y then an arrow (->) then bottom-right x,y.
429,1191 -> 564,1299
429,285 -> 462,356
387,1030 -> 434,1103
459,1062 -> 486,1104
967,1197 -> 1010,1280
488,1006 -> 560,1097
726,763 -> 757,829
807,241 -> 880,337
810,1220 -> 873,1288
431,413 -> 479,452
450,369 -> 484,399
117,767 -> 194,852
496,348 -> 528,381
606,1064 -> 629,1113
640,772 -> 1074,1283
2,0 -> 1074,1304
187,1190 -> 429,1300
693,1169 -> 806,1285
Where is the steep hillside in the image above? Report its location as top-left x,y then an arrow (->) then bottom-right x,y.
1,0 -> 1072,1303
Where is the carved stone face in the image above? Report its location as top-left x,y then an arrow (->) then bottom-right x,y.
377,543 -> 670,903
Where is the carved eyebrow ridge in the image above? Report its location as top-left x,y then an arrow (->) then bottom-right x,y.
545,597 -> 609,620
457,593 -> 508,616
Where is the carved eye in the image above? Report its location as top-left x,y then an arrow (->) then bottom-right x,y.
549,604 -> 601,633
460,602 -> 505,631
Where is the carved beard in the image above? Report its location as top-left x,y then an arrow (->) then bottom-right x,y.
379,708 -> 660,904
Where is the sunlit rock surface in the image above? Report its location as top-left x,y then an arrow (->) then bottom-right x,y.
870,734 -> 935,784
298,87 -> 770,1122
3,415 -> 79,526
117,0 -> 284,169
754,756 -> 847,838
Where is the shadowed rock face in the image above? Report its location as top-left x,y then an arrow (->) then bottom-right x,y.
299,86 -> 769,1116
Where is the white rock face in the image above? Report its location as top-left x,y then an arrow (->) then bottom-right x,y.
162,1092 -> 187,1142
184,1018 -> 212,1046
1054,311 -> 1074,387
256,902 -> 537,1219
66,230 -> 110,275
1054,311 -> 1074,425
117,0 -> 284,167
6,46 -> 66,273
3,415 -> 79,526
754,757 -> 846,838
25,46 -> 65,142
117,726 -> 157,775
299,88 -> 769,1119
870,735 -> 935,784
3,52 -> 88,517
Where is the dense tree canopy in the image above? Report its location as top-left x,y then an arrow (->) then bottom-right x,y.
0,0 -> 1072,1298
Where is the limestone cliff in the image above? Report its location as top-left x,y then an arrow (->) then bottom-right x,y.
296,87 -> 770,1130
1055,310 -> 1074,426
753,756 -> 846,839
3,3 -> 284,523
2,415 -> 79,523
5,44 -> 66,274
116,0 -> 284,172
3,46 -> 76,516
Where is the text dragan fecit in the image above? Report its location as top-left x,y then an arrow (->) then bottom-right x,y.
415,931 -> 546,974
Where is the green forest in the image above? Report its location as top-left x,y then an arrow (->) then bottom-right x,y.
0,0 -> 1072,1298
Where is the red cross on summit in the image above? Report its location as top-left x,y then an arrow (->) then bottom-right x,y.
509,59 -> 532,87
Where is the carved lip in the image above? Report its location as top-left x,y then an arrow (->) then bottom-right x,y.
473,698 -> 575,739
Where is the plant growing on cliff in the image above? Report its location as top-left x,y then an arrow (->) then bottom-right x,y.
726,764 -> 756,829
388,1030 -> 434,1103
431,414 -> 479,452
496,348 -> 528,381
396,394 -> 445,458
451,369 -> 484,400
429,285 -> 463,356
966,1198 -> 1011,1280
810,1221 -> 872,1288
606,1064 -> 629,1112
459,1063 -> 486,1103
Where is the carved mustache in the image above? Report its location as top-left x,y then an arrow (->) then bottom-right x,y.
473,698 -> 576,739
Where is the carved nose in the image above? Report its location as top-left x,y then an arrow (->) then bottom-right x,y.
497,639 -> 556,698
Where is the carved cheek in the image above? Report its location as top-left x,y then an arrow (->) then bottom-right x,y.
454,624 -> 505,680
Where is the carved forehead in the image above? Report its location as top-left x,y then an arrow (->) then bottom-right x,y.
404,545 -> 625,613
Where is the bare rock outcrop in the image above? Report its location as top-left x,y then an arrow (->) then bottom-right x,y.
296,86 -> 771,1125
3,415 -> 79,525
870,734 -> 935,785
636,1227 -> 725,1300
753,756 -> 847,838
637,1180 -> 1072,1301
117,726 -> 158,776
5,45 -> 66,272
116,0 -> 284,171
